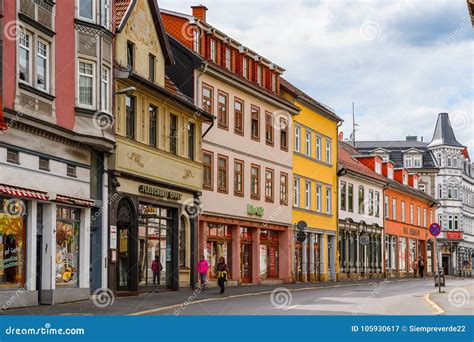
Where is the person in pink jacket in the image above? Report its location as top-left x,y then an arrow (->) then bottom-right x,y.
196,255 -> 209,289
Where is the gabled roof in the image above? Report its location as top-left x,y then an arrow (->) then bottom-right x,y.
338,142 -> 387,184
427,113 -> 463,148
280,78 -> 342,123
115,0 -> 174,64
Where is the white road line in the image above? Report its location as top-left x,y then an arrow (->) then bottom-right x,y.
283,305 -> 300,311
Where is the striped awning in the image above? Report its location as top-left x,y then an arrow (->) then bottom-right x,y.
56,194 -> 95,207
0,184 -> 49,201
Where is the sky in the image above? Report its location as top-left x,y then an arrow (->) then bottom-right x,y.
160,0 -> 473,150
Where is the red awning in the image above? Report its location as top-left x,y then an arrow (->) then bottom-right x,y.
0,184 -> 49,201
56,194 -> 95,207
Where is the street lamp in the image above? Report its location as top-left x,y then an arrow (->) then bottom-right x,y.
114,86 -> 136,96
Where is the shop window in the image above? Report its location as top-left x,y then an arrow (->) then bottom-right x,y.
398,237 -> 407,272
206,224 -> 232,279
260,229 -> 279,279
56,207 -> 81,287
0,198 -> 26,288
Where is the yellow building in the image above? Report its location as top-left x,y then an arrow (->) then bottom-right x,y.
109,0 -> 213,294
280,79 -> 342,282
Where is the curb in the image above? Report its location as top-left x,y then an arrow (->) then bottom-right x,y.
423,292 -> 445,315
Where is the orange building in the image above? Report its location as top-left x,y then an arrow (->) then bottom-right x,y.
356,157 -> 438,277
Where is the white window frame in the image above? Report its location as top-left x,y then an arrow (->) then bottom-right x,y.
388,167 -> 394,179
316,136 -> 322,160
384,195 -> 389,218
18,30 -> 32,86
294,126 -> 301,152
404,155 -> 413,168
271,73 -> 277,92
193,29 -> 201,53
417,206 -> 421,226
78,60 -> 96,109
423,208 -> 427,227
401,201 -> 406,223
101,0 -> 110,29
326,139 -> 332,163
304,180 -> 311,210
78,0 -> 96,22
316,185 -> 322,212
243,58 -> 248,79
326,187 -> 331,214
210,39 -> 217,63
403,174 -> 408,185
410,203 -> 414,225
101,66 -> 110,113
392,198 -> 397,220
225,48 -> 231,70
413,155 -> 422,168
257,65 -> 262,86
294,178 -> 300,207
36,39 -> 49,92
305,131 -> 312,157
375,161 -> 381,174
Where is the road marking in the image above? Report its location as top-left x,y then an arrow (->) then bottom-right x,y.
283,305 -> 300,311
423,293 -> 445,315
342,292 -> 355,296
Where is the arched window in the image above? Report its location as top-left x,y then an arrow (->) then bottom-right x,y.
438,184 -> 443,199
447,155 -> 452,167
453,185 -> 458,200
448,184 -> 453,199
437,154 -> 442,167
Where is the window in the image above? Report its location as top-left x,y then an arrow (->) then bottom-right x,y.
280,118 -> 288,151
413,155 -> 422,168
217,155 -> 228,193
101,67 -> 110,112
271,73 -> 277,92
251,165 -> 260,199
257,65 -> 262,86
101,0 -> 111,28
340,181 -> 347,211
234,99 -> 244,134
316,185 -> 322,212
187,122 -> 195,160
326,187 -> 331,214
305,131 -> 312,156
438,184 -> 443,199
234,160 -> 244,196
36,40 -> 48,91
78,61 -> 94,107
67,164 -> 77,177
454,215 -> 459,230
403,174 -> 408,185
125,95 -> 135,139
6,150 -> 19,164
56,208 -> 81,287
210,39 -> 217,63
375,161 -> 382,174
447,156 -> 452,167
405,155 -> 413,168
203,151 -> 213,189
316,136 -> 322,160
265,113 -> 274,145
304,180 -> 311,209
375,191 -> 380,217
225,48 -> 232,70
384,195 -> 389,218
388,167 -> 394,179
358,186 -> 365,214
437,154 -> 442,167
217,91 -> 228,129
19,31 -> 31,84
294,126 -> 301,152
401,201 -> 406,223
193,29 -> 201,53
170,114 -> 178,155
294,178 -> 300,207
280,173 -> 288,205
348,183 -> 354,212
326,140 -> 332,163
79,0 -> 93,19
243,57 -> 248,79
149,54 -> 156,82
179,218 -> 186,267
127,41 -> 135,69
409,203 -> 414,224
392,198 -> 397,220
368,190 -> 374,216
423,208 -> 427,227
39,157 -> 50,171
265,169 -> 274,202
149,105 -> 157,147
251,106 -> 260,140
202,85 -> 213,114
417,206 -> 421,226
399,237 -> 407,272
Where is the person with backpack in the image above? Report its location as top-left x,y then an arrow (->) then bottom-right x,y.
418,257 -> 425,278
196,255 -> 209,289
215,257 -> 229,294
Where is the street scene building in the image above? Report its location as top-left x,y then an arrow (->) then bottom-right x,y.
280,79 -> 342,283
161,5 -> 300,286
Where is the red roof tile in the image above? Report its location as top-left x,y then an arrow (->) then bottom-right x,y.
165,76 -> 193,103
339,142 -> 387,183
114,0 -> 132,29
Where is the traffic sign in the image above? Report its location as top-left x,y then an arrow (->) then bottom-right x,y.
296,220 -> 307,231
360,234 -> 370,246
296,231 -> 307,242
429,223 -> 441,237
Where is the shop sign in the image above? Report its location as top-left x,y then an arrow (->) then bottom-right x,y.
360,234 -> 370,246
138,185 -> 182,201
110,225 -> 117,250
447,231 -> 462,240
403,226 -> 420,237
247,204 -> 264,217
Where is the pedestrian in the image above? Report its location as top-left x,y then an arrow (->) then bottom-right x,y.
152,255 -> 163,292
418,257 -> 425,278
215,257 -> 229,294
412,259 -> 418,278
196,255 -> 209,289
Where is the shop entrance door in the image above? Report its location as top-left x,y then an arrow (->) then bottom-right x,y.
295,241 -> 303,282
442,255 -> 450,275
241,243 -> 252,283
116,198 -> 137,292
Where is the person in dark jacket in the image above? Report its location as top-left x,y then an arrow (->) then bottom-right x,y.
418,257 -> 425,278
215,257 -> 229,294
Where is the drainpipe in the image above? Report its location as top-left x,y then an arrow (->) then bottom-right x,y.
197,62 -> 214,138
335,120 -> 344,281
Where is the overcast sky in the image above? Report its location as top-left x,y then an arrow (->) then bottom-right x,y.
160,0 -> 473,150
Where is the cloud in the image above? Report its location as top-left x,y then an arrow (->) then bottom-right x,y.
160,0 -> 473,150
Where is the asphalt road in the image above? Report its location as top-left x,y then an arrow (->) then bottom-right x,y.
149,278 -> 473,316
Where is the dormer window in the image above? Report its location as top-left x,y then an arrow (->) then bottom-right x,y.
242,57 -> 248,79
388,167 -> 394,179
375,161 -> 382,174
413,155 -> 422,168
193,30 -> 201,53
272,74 -> 277,92
403,174 -> 408,185
225,48 -> 232,70
210,39 -> 217,63
404,155 -> 413,168
257,65 -> 262,86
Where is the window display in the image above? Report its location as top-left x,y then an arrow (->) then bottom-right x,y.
56,207 -> 80,287
259,229 -> 279,279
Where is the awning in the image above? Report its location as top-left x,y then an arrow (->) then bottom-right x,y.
0,184 -> 49,201
56,194 -> 95,207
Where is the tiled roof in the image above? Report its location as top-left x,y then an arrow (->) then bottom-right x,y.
280,78 -> 342,122
164,76 -> 193,103
114,0 -> 133,29
427,113 -> 463,148
338,142 -> 387,183
355,140 -> 429,149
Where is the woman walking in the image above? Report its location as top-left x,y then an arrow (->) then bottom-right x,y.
215,257 -> 229,294
418,257 -> 425,278
196,255 -> 209,289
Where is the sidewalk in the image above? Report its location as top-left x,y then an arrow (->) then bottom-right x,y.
0,277 -> 425,316
428,282 -> 474,315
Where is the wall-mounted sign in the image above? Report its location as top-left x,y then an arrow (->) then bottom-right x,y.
247,204 -> 264,217
138,185 -> 182,201
110,225 -> 117,250
446,231 -> 462,240
360,234 -> 370,246
403,226 -> 421,237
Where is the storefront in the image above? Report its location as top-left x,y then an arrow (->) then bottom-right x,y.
294,231 -> 325,283
199,215 -> 291,286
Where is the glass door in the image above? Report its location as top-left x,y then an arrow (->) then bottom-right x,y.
117,224 -> 130,291
241,243 -> 252,283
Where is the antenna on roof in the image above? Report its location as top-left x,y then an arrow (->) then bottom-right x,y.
351,101 -> 359,148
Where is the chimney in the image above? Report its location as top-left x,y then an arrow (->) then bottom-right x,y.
406,135 -> 418,141
191,5 -> 208,22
